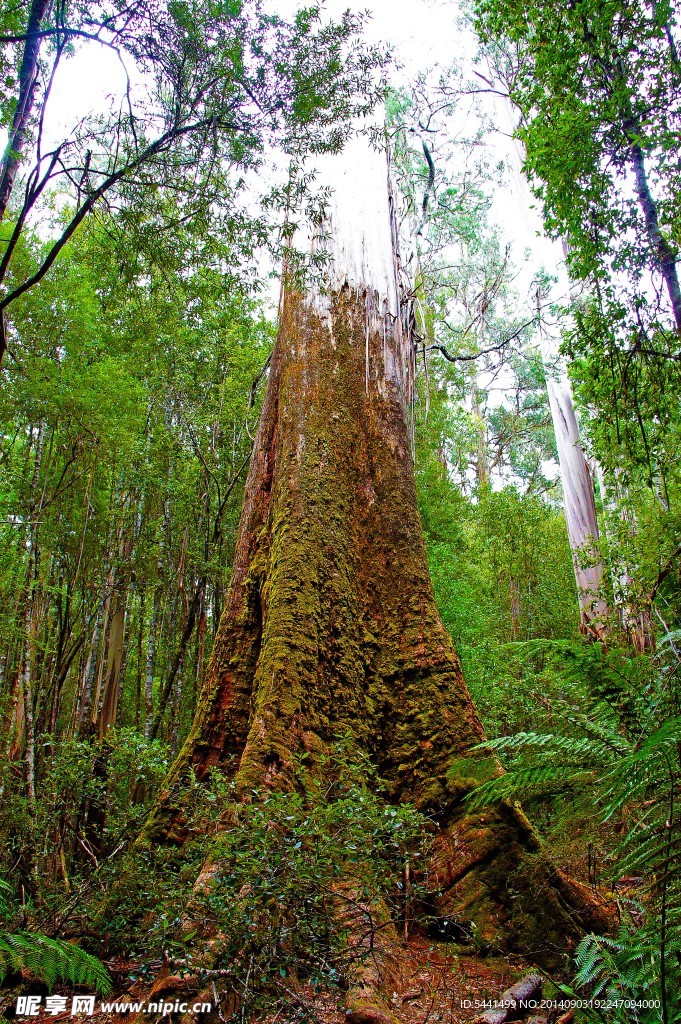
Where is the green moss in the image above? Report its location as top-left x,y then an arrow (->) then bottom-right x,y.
445,754 -> 500,801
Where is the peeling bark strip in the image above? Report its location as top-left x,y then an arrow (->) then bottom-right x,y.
140,125 -> 610,1003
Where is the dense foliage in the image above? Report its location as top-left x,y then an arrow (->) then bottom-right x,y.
1,0 -> 680,1021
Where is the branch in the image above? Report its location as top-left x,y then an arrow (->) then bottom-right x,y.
0,115 -> 228,322
211,447 -> 253,546
649,543 -> 681,603
430,316 -> 537,362
465,69 -> 510,100
149,577 -> 205,741
415,138 -> 435,237
249,352 -> 272,407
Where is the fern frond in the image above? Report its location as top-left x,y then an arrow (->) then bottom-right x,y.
0,932 -> 112,994
465,766 -> 593,809
0,880 -> 10,916
616,832 -> 681,878
475,730 -> 615,761
551,704 -> 632,755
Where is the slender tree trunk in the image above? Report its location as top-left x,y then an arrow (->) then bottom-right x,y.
139,128 -> 610,1014
144,492 -> 171,737
95,525 -> 134,738
116,597 -> 132,728
144,588 -> 159,740
626,133 -> 681,332
8,422 -> 46,804
135,590 -> 145,731
19,593 -> 38,809
0,0 -> 53,223
149,577 -> 205,741
537,321 -> 609,638
470,376 -> 490,488
75,598 -> 104,735
595,466 -> 655,651
97,584 -> 126,739
193,591 -> 206,716
87,567 -> 114,734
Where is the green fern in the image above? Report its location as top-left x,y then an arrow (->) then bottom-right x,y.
0,881 -> 111,994
466,761 -> 594,809
464,640 -> 681,1023
573,927 -> 680,1024
0,933 -> 112,993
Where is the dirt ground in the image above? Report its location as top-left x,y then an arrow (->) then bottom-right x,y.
287,937 -> 533,1024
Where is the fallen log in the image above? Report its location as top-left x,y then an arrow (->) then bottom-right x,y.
472,974 -> 544,1024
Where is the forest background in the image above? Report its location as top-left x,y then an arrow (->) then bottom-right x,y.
0,0 -> 680,1022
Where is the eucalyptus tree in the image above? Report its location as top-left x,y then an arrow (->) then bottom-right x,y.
387,75 -> 608,643
133,123 -> 614,1022
387,78 -> 550,488
474,0 -> 681,331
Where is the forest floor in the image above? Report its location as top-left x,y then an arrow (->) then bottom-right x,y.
0,940 -> 540,1024
1,822 -> 601,1023
264,938 -> 538,1024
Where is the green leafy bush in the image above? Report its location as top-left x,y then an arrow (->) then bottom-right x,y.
103,746 -> 429,1021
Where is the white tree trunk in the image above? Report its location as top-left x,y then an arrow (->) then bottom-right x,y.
501,99 -> 609,637
539,326 -> 609,634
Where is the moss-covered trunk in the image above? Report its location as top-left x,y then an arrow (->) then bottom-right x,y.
143,135 -> 609,995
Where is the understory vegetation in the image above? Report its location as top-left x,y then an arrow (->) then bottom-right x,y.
1,0 -> 680,1021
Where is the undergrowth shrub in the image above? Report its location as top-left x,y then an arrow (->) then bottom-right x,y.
196,751 -> 428,1017
98,746 -> 429,1021
0,727 -> 170,916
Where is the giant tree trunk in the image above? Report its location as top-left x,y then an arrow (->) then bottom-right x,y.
141,129 -> 609,1013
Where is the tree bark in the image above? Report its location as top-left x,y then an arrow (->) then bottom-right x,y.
97,584 -> 126,739
537,323 -> 609,638
470,375 -> 490,489
149,577 -> 205,741
595,466 -> 655,651
139,128 -> 610,1010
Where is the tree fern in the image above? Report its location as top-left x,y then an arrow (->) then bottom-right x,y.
464,640 -> 681,1023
